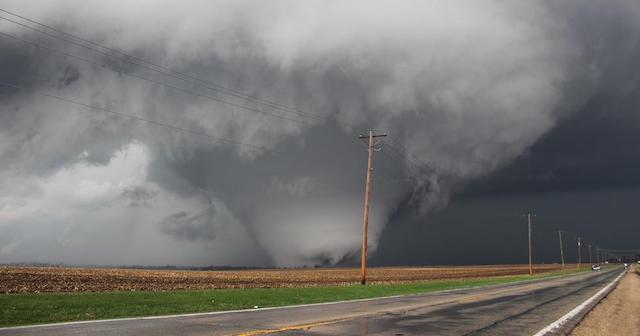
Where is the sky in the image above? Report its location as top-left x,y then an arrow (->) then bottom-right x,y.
0,0 -> 639,267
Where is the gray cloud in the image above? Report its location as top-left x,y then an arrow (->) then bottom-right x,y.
0,0 -> 636,266
159,207 -> 217,241
120,185 -> 156,207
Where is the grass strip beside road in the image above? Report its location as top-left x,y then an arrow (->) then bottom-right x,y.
0,268 -> 587,327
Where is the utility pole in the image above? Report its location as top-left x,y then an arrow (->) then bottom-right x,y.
596,246 -> 600,265
525,213 -> 534,276
588,244 -> 592,265
577,237 -> 582,269
558,230 -> 565,268
358,130 -> 386,285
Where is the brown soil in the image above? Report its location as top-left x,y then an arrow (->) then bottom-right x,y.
571,265 -> 640,336
0,264 -> 568,293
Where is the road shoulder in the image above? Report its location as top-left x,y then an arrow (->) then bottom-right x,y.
570,266 -> 640,336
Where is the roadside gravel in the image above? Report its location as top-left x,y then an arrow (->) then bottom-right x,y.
571,265 -> 640,336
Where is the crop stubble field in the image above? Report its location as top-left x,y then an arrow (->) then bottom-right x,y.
0,264 -> 568,293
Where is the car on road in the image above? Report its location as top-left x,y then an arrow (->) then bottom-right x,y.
591,264 -> 601,271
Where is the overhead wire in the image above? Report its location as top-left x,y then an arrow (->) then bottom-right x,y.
387,136 -> 436,175
0,8 -> 442,186
0,8 -> 324,121
0,31 -> 314,125
383,137 -> 437,180
352,138 -> 412,187
0,19 -> 427,185
0,10 -> 325,123
0,80 -> 266,150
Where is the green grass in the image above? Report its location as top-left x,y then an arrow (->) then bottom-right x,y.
0,268 -> 588,327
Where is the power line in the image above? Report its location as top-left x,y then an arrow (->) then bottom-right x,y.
0,10 -> 325,123
0,31 -> 314,125
351,139 -> 419,190
0,80 -> 265,150
0,9 -> 446,179
0,9 -> 449,198
384,143 -> 419,171
385,136 -> 437,178
0,8 -> 324,121
379,145 -> 421,178
351,131 -> 436,182
0,30 -> 436,188
387,136 -> 434,172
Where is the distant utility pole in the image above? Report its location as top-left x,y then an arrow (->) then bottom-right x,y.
577,237 -> 582,269
558,230 -> 565,268
358,130 -> 386,285
524,213 -> 534,276
588,244 -> 592,265
596,246 -> 600,264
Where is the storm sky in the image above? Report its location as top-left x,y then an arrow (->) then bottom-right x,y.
0,0 -> 639,267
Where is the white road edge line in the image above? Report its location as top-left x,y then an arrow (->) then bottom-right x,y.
0,269 -> 595,331
532,269 -> 627,336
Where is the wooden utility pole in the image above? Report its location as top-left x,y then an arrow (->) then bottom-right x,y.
596,246 -> 600,264
577,237 -> 582,269
358,130 -> 386,285
588,244 -> 592,265
558,230 -> 565,268
526,213 -> 533,276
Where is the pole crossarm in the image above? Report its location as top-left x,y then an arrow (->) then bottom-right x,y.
358,134 -> 388,139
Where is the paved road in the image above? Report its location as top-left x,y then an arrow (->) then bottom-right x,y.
0,268 -> 623,336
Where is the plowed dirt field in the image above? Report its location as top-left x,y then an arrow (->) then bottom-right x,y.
0,264 -> 568,293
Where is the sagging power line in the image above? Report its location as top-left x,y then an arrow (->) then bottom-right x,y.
0,80 -> 265,150
0,9 -> 325,123
0,30 -> 314,126
0,8 -> 443,185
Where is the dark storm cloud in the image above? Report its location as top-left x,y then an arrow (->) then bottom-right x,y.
0,38 -> 135,176
159,207 -> 217,241
1,0 -> 638,267
460,0 -> 640,197
0,40 -> 31,86
374,188 -> 640,266
120,185 -> 156,207
461,95 -> 640,196
374,0 -> 640,265
146,123 -> 409,265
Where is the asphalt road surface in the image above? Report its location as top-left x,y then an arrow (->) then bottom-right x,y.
0,268 -> 623,336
